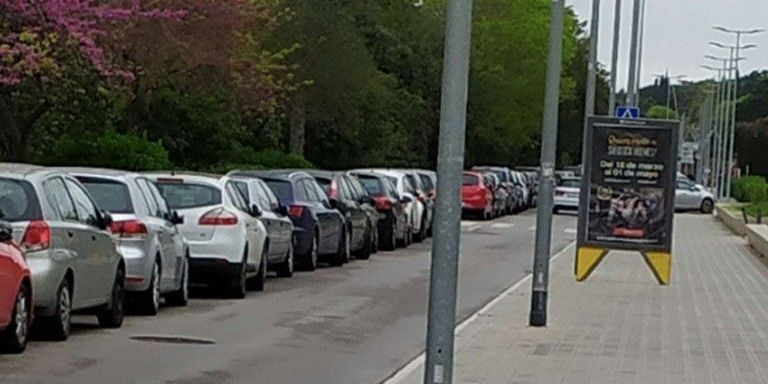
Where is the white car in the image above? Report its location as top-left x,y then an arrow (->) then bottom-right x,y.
553,177 -> 581,214
675,178 -> 715,214
147,173 -> 268,298
350,169 -> 425,244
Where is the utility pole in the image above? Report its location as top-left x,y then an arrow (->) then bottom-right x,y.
530,0 -> 565,328
423,0 -> 473,382
608,0 -> 621,114
625,0 -> 641,106
582,0 -> 600,164
634,0 -> 646,98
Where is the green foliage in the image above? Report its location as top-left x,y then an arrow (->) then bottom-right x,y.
732,175 -> 768,203
41,131 -> 171,171
208,149 -> 314,174
645,105 -> 677,120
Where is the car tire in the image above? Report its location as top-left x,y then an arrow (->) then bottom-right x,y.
342,228 -> 352,264
1,283 -> 30,353
165,258 -> 189,307
384,219 -> 397,251
330,230 -> 348,267
229,252 -> 248,299
553,207 -> 559,215
405,225 -> 413,246
700,199 -> 714,214
136,260 -> 160,316
248,247 -> 267,292
355,224 -> 373,260
276,243 -> 294,278
39,278 -> 72,341
303,231 -> 319,271
97,268 -> 125,329
414,218 -> 426,243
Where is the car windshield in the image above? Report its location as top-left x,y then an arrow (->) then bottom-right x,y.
559,179 -> 581,188
463,174 -> 479,186
264,179 -> 293,200
0,178 -> 42,222
155,181 -> 222,209
357,175 -> 384,196
77,177 -> 134,214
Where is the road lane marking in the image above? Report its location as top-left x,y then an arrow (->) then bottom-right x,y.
381,240 -> 577,384
564,228 -> 577,234
490,223 -> 514,229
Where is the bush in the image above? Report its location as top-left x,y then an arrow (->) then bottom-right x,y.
732,175 -> 768,203
206,149 -> 314,174
41,131 -> 172,171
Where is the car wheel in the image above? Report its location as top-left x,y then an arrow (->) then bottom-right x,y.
97,268 -> 125,328
1,284 -> 30,353
330,230 -> 348,267
701,199 -> 714,214
137,260 -> 160,316
165,258 -> 189,307
229,252 -> 247,299
276,243 -> 294,278
371,225 -> 379,253
303,231 -> 319,271
414,218 -> 426,243
41,278 -> 72,341
553,207 -> 559,215
384,219 -> 397,251
342,228 -> 352,264
355,224 -> 373,260
248,247 -> 267,292
405,225 -> 413,246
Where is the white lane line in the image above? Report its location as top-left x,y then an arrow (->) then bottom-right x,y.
528,226 -> 537,231
466,224 -> 482,232
490,223 -> 514,229
564,228 -> 577,234
381,240 -> 577,384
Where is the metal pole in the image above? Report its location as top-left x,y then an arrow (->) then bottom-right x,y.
711,75 -> 722,192
423,0 -> 473,382
582,0 -> 600,163
718,56 -> 732,199
608,0 -> 621,114
665,70 -> 671,119
714,69 -> 725,196
626,0 -> 641,106
530,0 -> 565,328
634,0 -> 646,98
725,35 -> 741,199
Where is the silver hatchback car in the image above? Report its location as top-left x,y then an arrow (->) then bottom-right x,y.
65,168 -> 190,315
0,164 -> 125,340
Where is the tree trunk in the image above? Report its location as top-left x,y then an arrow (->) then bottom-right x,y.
289,92 -> 306,155
0,97 -> 23,161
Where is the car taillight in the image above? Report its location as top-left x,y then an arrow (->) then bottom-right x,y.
109,219 -> 148,238
21,220 -> 51,251
329,180 -> 338,199
288,205 -> 304,218
198,208 -> 238,226
374,196 -> 392,210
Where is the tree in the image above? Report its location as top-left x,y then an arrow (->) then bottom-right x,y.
646,105 -> 678,120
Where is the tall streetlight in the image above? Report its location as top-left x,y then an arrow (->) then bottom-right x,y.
625,0 -> 642,106
701,65 -> 725,192
608,0 -> 622,113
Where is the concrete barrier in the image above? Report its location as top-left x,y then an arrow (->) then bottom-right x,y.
746,224 -> 768,259
715,204 -> 748,237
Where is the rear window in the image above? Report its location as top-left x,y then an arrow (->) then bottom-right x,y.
559,179 -> 581,188
0,178 -> 42,222
419,174 -> 434,190
155,182 -> 222,210
358,175 -> 384,196
462,174 -> 479,186
264,180 -> 293,200
76,177 -> 134,214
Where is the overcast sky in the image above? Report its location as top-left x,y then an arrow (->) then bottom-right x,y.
567,0 -> 768,90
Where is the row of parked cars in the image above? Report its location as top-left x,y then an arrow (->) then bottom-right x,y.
461,166 -> 538,219
0,164 -> 443,353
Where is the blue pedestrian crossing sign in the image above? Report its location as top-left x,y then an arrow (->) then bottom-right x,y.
615,106 -> 640,119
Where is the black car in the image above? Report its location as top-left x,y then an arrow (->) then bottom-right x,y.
346,175 -> 379,254
350,171 -> 409,251
305,170 -> 376,260
231,170 -> 347,270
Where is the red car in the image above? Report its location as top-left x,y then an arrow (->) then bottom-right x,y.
462,172 -> 494,220
0,221 -> 32,353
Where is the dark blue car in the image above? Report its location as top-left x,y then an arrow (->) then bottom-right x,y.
230,170 -> 347,270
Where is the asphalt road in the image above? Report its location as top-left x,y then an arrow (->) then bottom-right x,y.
0,210 -> 577,384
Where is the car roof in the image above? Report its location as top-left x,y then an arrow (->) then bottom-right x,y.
351,169 -> 405,178
56,167 -> 138,180
232,169 -> 313,180
145,172 -> 222,186
0,163 -> 52,178
472,166 -> 509,171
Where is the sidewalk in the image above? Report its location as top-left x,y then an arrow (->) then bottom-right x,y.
397,214 -> 768,384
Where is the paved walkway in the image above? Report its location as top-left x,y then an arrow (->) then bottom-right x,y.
396,214 -> 768,384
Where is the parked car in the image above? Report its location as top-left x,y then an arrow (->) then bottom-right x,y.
553,177 -> 581,214
228,175 -> 295,277
230,171 -> 347,270
510,171 -> 531,210
345,175 -> 379,254
400,169 -> 434,240
472,166 -> 517,214
148,173 -> 268,298
462,171 -> 494,220
481,173 -> 508,217
66,168 -> 190,314
414,170 -> 436,236
349,171 -> 410,250
0,221 -> 31,353
675,178 -> 715,214
352,169 -> 425,243
305,171 -> 375,260
1,164 -> 124,341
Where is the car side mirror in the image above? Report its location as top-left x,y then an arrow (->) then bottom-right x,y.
250,203 -> 262,218
0,221 -> 13,243
99,210 -> 113,230
276,203 -> 288,216
170,211 -> 184,225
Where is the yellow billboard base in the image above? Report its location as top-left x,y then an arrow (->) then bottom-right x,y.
575,247 -> 672,285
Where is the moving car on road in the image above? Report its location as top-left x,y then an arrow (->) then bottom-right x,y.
231,171 -> 347,270
228,175 -> 295,277
306,171 -> 375,260
149,173 -> 268,298
350,171 -> 410,251
0,164 -> 125,341
0,221 -> 31,353
675,178 -> 715,214
553,177 -> 581,214
462,171 -> 494,220
67,168 -> 190,314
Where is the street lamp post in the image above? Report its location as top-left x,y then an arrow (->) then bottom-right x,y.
626,0 -> 641,106
608,0 -> 622,114
701,65 -> 724,192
